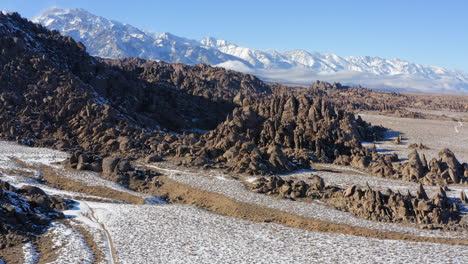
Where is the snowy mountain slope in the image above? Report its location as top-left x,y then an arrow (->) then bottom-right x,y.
32,8 -> 246,65
33,8 -> 468,94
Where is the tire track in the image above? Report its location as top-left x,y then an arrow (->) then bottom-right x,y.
81,201 -> 118,264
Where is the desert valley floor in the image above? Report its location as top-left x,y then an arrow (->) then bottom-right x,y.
1,111 -> 467,264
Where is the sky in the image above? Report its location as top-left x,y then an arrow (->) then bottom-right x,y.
2,0 -> 468,72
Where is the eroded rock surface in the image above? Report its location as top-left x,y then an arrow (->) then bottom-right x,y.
335,147 -> 468,185
251,175 -> 464,230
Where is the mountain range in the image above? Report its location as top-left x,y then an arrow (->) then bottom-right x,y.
32,8 -> 468,94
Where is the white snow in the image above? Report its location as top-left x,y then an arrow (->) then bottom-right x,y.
215,60 -> 253,73
32,8 -> 468,94
150,164 -> 467,239
1,140 -> 467,262
87,202 -> 468,263
0,141 -> 67,167
45,222 -> 94,264
22,243 -> 39,264
0,141 -> 159,203
359,114 -> 468,162
64,202 -> 114,264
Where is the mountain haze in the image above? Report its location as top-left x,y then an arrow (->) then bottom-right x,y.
33,8 -> 468,94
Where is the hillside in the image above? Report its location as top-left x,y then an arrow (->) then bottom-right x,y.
0,11 -> 377,175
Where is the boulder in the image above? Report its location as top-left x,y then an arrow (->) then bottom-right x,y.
145,154 -> 163,163
88,161 -> 102,172
102,157 -> 120,174
279,184 -> 291,196
439,149 -> 463,183
20,185 -> 47,196
117,159 -> 132,172
310,175 -> 325,190
350,155 -> 370,169
76,162 -> 89,171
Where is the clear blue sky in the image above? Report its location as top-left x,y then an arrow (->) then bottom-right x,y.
3,0 -> 468,71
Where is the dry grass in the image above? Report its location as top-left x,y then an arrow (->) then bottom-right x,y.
14,159 -> 146,205
0,244 -> 24,264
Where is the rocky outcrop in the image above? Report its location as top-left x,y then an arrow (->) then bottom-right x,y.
175,93 -> 383,174
103,58 -> 272,103
0,12 -> 271,155
330,185 -> 460,229
251,175 -> 463,230
306,81 -> 468,119
65,152 -> 159,186
409,143 -> 429,150
335,147 -> 467,185
0,12 -> 386,176
0,180 -> 70,249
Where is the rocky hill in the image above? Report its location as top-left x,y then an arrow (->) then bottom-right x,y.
0,12 -> 379,176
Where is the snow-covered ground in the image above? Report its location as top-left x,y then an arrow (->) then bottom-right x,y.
404,107 -> 468,120
0,141 -> 67,167
150,164 -> 467,239
22,243 -> 39,264
1,140 -> 467,263
64,202 -> 115,264
0,141 -> 159,203
88,202 -> 468,264
360,114 -> 468,162
43,222 -> 95,264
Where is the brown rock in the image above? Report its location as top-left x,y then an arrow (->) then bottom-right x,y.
102,157 -> 120,174
310,175 -> 325,190
460,190 -> 468,204
344,185 -> 357,197
279,184 -> 291,196
20,185 -> 47,196
145,154 -> 163,163
416,184 -> 429,200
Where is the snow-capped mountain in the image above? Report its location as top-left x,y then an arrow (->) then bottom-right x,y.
33,8 -> 244,65
33,8 -> 468,94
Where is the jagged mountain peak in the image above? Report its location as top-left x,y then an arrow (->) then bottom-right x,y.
33,8 -> 468,94
200,36 -> 233,47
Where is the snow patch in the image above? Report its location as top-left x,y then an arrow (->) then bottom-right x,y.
215,60 -> 253,73
46,222 -> 94,264
86,202 -> 468,263
22,242 -> 40,264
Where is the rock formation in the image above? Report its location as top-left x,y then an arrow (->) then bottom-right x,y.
306,81 -> 468,120
66,152 -> 159,186
461,191 -> 468,204
335,147 -> 467,185
0,12 -> 383,176
251,175 -> 463,230
172,92 -> 383,174
0,180 -> 70,249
